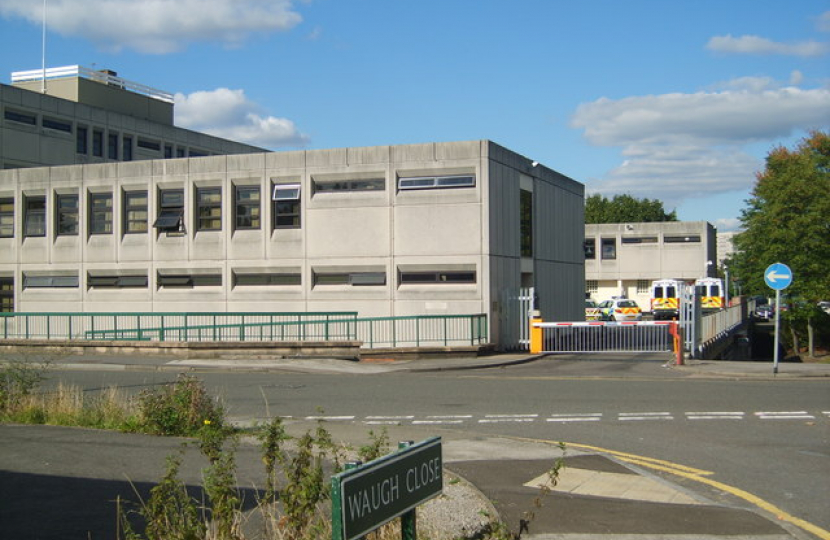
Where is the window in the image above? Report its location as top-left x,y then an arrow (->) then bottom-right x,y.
0,198 -> 13,238
164,145 -> 173,159
24,196 -> 46,237
56,194 -> 79,236
520,189 -> 533,258
43,117 -> 72,133
233,272 -> 301,286
89,192 -> 113,234
87,273 -> 148,289
601,238 -> 616,260
122,136 -> 133,161
176,148 -> 186,158
398,271 -> 476,284
0,277 -> 12,312
92,130 -> 104,157
153,189 -> 184,232
664,235 -> 701,243
23,273 -> 79,288
272,183 -> 301,229
234,185 -> 260,230
584,238 -> 596,260
76,126 -> 88,154
586,280 -> 598,294
313,178 -> 385,193
637,280 -> 649,294
157,272 -> 222,288
313,271 -> 386,287
622,236 -> 658,244
398,175 -> 475,190
137,138 -> 161,151
108,133 -> 119,160
124,190 -> 148,233
4,109 -> 36,126
196,187 -> 221,231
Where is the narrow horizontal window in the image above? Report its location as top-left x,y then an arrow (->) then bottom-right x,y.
157,273 -> 222,288
398,175 -> 475,190
399,271 -> 476,284
4,109 -> 36,126
233,272 -> 301,286
23,274 -> 79,288
313,271 -> 386,287
42,117 -> 72,133
621,236 -> 658,244
313,178 -> 385,193
88,274 -> 148,289
137,138 -> 161,151
664,235 -> 701,243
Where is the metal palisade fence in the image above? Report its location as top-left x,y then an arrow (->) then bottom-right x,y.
0,312 -> 488,349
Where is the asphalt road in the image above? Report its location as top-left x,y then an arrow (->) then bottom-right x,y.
38,355 -> 830,534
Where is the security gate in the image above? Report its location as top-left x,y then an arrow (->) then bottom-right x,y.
499,287 -> 535,351
533,321 -> 680,356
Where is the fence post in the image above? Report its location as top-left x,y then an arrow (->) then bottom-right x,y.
529,311 -> 542,354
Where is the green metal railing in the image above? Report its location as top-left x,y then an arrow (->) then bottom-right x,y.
0,312 -> 489,348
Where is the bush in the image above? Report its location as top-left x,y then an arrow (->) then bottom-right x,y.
137,375 -> 225,437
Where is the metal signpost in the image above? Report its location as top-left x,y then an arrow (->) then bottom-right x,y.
764,263 -> 793,374
331,437 -> 443,540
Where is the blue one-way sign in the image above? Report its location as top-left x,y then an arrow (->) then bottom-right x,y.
764,262 -> 793,291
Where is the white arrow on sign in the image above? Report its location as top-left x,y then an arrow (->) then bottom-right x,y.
766,269 -> 791,283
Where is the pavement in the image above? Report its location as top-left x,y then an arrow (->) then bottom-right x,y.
2,351 -> 829,540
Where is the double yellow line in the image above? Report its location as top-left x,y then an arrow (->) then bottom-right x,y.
519,437 -> 830,540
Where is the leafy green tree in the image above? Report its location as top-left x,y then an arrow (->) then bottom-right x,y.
731,131 -> 830,357
585,194 -> 677,223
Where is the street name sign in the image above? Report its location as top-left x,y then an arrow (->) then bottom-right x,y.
764,263 -> 793,291
332,437 -> 442,540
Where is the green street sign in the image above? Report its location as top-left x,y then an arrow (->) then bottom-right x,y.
332,437 -> 442,540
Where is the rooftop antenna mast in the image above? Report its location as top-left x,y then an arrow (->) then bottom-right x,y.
41,0 -> 47,93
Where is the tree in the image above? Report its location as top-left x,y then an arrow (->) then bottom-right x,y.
731,131 -> 830,357
585,194 -> 677,224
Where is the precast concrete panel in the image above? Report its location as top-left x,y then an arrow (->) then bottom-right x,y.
307,207 -> 391,258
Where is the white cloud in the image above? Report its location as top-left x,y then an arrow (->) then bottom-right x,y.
175,88 -> 309,148
570,82 -> 830,210
706,34 -> 829,57
0,0 -> 303,54
818,11 -> 830,32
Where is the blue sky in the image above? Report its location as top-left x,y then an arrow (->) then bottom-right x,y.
1,1 -> 828,232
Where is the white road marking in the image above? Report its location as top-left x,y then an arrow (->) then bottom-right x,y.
755,411 -> 815,420
547,413 -> 603,422
479,414 -> 538,424
304,415 -> 355,421
686,411 -> 745,420
619,412 -> 674,421
412,420 -> 464,425
363,415 -> 415,425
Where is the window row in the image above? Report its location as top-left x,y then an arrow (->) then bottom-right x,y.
583,235 -> 703,260
0,173 -> 478,238
3,107 -> 211,162
15,268 -> 478,290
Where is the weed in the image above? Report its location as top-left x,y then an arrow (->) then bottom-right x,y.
138,375 -> 225,437
0,358 -> 48,415
257,416 -> 290,504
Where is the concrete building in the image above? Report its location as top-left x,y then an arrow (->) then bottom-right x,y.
2,66 -> 264,170
0,66 -> 586,347
584,221 -> 717,309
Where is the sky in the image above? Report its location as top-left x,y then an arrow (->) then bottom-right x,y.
1,1 -> 828,232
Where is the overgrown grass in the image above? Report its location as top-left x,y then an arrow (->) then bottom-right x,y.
2,362 -> 565,540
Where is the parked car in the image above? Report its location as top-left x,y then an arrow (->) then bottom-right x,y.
818,301 -> 830,315
585,299 -> 600,321
753,304 -> 773,322
597,299 -> 642,322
